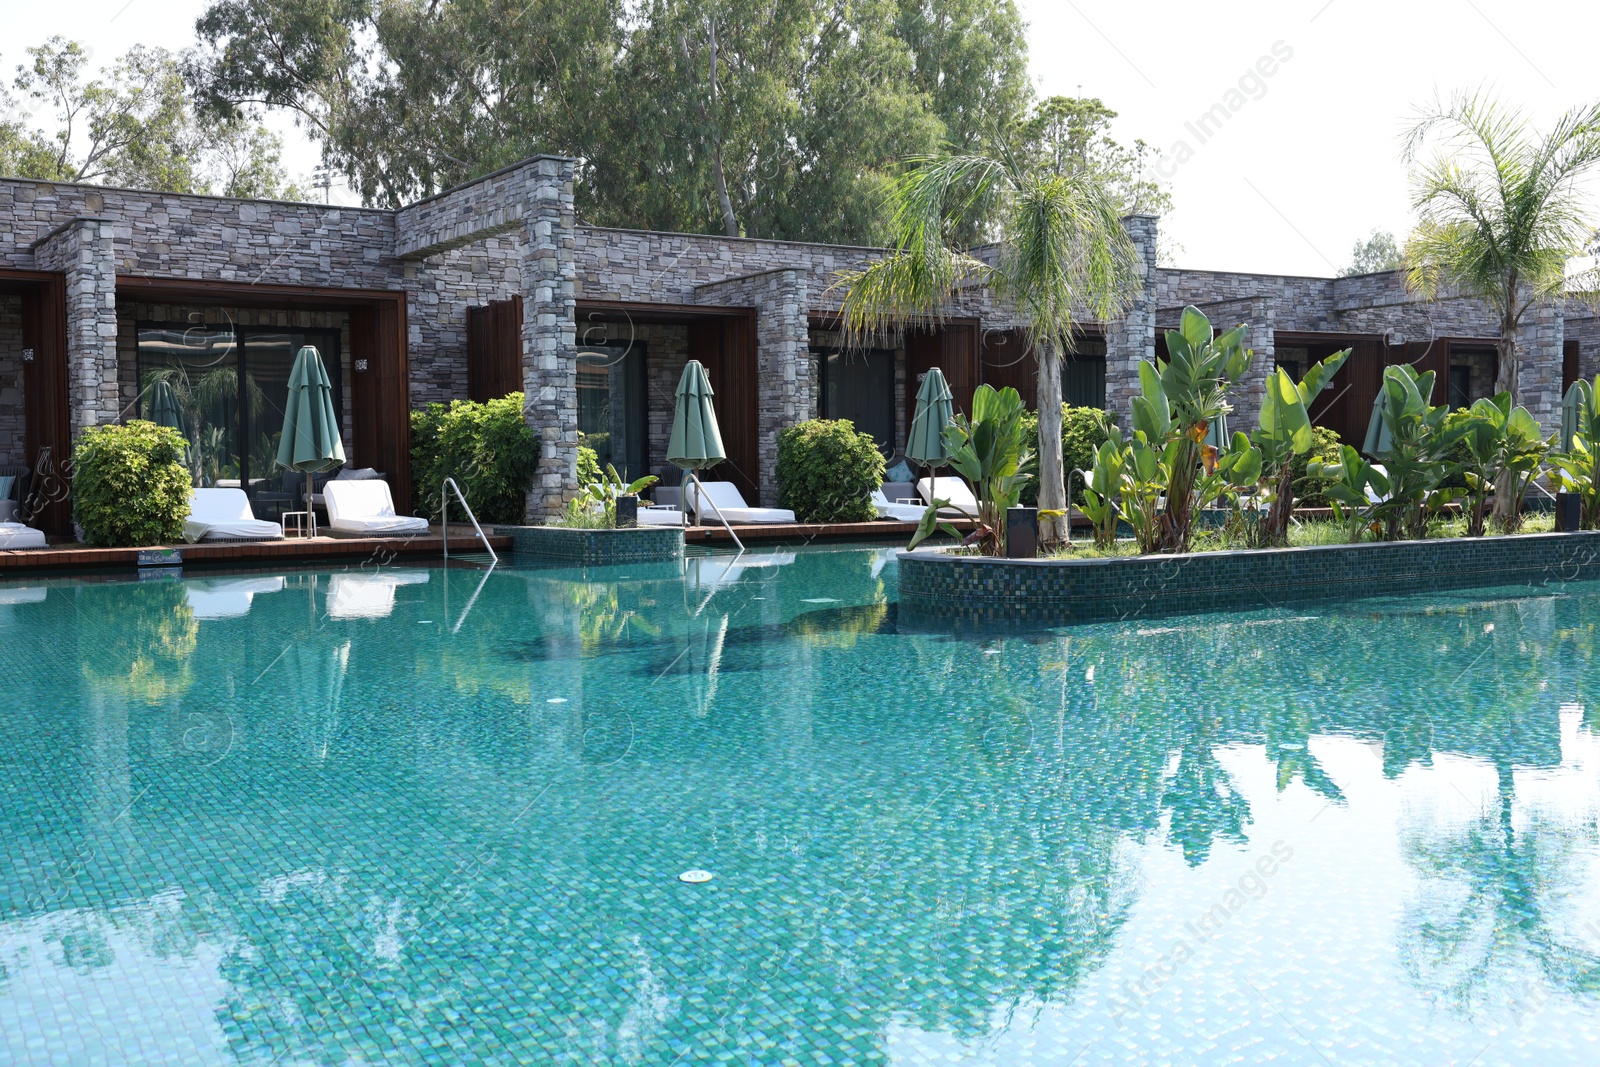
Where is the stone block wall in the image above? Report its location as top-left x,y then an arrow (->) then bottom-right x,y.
0,294 -> 23,467
695,268 -> 810,504
516,158 -> 579,521
33,218 -> 119,438
1106,215 -> 1159,417
0,180 -> 396,285
404,236 -> 524,406
1567,311 -> 1600,383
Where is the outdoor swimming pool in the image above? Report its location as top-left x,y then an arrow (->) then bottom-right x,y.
2,544 -> 1598,1065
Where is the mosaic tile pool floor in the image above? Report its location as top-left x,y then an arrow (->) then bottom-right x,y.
1,544 -> 1598,1065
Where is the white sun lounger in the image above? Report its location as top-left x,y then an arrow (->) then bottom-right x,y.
323,480 -> 431,537
685,481 -> 796,524
326,569 -> 431,620
871,488 -> 927,522
185,487 -> 285,542
0,522 -> 46,550
916,476 -> 980,519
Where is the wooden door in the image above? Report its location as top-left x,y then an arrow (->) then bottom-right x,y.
905,322 -> 980,436
980,327 -> 1035,403
467,296 -> 523,402
1397,339 -> 1448,404
1309,338 -> 1384,446
687,314 -> 760,504
18,277 -> 70,533
348,297 -> 412,513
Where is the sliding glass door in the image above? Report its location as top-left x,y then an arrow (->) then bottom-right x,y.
137,322 -> 342,503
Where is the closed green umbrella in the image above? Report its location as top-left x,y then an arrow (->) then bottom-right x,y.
147,380 -> 186,435
1361,389 -> 1392,460
1203,411 -> 1228,450
666,360 -> 726,470
1561,379 -> 1593,453
906,366 -> 954,473
277,345 -> 346,523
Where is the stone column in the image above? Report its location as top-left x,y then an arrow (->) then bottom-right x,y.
1106,214 -> 1159,421
33,217 -> 118,440
1228,297 -> 1275,430
1517,299 -> 1563,433
519,158 -> 579,521
696,268 -> 810,505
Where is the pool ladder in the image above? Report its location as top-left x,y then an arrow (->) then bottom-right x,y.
440,477 -> 499,564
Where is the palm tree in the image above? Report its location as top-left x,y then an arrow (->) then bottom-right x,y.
837,154 -> 1141,544
1403,91 -> 1600,405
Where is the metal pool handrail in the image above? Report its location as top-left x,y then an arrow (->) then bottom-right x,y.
441,477 -> 499,563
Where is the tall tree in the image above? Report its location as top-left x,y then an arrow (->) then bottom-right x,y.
1403,91 -> 1600,403
188,0 -> 1032,242
3,37 -> 297,197
837,153 -> 1140,545
1011,96 -> 1170,218
1339,228 -> 1401,277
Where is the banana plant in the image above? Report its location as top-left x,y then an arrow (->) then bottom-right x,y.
1142,306 -> 1253,553
573,464 -> 658,527
1079,430 -> 1129,549
1454,393 -> 1550,536
1548,376 -> 1600,529
910,383 -> 1032,554
1366,364 -> 1469,540
1250,349 -> 1350,544
1549,435 -> 1600,530
1315,444 -> 1390,543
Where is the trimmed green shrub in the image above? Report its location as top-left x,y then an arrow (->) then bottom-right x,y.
1020,404 -> 1117,505
72,420 -> 192,546
410,393 -> 540,524
777,419 -> 886,522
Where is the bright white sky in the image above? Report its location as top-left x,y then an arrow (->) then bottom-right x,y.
7,0 -> 1599,276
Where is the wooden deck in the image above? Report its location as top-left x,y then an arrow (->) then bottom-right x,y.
0,525 -> 509,573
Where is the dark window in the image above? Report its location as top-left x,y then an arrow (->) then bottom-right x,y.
1062,336 -> 1107,409
576,340 -> 649,482
136,322 -> 342,504
1276,345 -> 1309,384
1448,365 -> 1472,411
817,347 -> 895,449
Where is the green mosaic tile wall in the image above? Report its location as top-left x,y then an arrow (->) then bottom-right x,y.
494,525 -> 684,565
899,532 -> 1600,626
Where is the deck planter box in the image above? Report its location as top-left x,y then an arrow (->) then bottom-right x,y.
898,531 -> 1600,628
495,524 -> 683,566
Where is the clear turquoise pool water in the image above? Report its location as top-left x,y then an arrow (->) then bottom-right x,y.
2,544 -> 1599,1065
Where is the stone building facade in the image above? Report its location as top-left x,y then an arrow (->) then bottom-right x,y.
0,154 -> 1592,528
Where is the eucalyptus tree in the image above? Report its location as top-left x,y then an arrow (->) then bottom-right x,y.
1403,91 -> 1600,403
837,154 -> 1140,545
189,0 -> 1032,242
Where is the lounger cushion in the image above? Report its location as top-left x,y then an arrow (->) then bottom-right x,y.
324,480 -> 431,535
0,522 -> 46,549
686,481 -> 796,524
186,488 -> 284,541
870,489 -> 927,522
916,476 -> 979,517
637,507 -> 684,526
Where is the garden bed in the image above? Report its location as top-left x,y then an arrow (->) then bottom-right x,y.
495,524 -> 684,566
898,530 -> 1600,627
